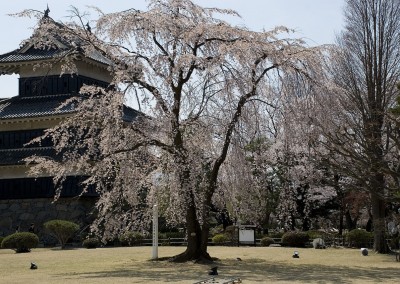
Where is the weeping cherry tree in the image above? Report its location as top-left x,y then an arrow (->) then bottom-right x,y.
23,0 -> 321,261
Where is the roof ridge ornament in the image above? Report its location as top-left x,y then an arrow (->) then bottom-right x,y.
86,22 -> 91,34
44,4 -> 50,18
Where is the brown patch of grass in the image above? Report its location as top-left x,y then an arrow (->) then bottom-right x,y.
0,246 -> 399,283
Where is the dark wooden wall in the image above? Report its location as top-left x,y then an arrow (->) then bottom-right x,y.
19,74 -> 108,97
0,176 -> 97,199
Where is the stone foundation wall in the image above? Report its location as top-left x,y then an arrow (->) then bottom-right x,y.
0,197 -> 96,243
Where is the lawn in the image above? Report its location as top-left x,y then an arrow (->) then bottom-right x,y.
0,246 -> 399,283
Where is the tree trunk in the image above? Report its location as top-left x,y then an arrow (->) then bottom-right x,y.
302,217 -> 310,231
345,210 -> 357,231
171,202 -> 212,262
334,175 -> 344,235
262,213 -> 271,234
365,218 -> 373,232
339,208 -> 344,235
371,191 -> 386,253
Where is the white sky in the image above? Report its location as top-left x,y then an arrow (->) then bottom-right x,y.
0,0 -> 345,98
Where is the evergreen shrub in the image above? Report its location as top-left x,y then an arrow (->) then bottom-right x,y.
1,232 -> 39,253
260,236 -> 275,247
212,233 -> 229,244
268,231 -> 284,238
43,220 -> 79,249
282,231 -> 309,247
82,237 -> 99,249
346,229 -> 373,248
118,232 -> 143,246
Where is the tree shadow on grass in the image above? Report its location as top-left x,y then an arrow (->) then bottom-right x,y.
55,257 -> 400,283
56,259 -> 208,283
218,258 -> 400,283
50,247 -> 79,251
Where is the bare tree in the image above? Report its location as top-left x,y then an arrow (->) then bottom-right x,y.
317,0 -> 400,252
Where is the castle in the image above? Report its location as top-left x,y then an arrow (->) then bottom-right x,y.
0,12 -> 119,239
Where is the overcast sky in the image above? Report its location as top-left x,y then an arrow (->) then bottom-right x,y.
0,0 -> 345,98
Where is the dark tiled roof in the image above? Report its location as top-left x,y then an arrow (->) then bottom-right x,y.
0,46 -> 111,67
0,147 -> 56,166
0,94 -> 140,121
0,47 -> 69,64
0,94 -> 74,120
0,16 -> 111,69
85,50 -> 113,66
0,91 -> 143,122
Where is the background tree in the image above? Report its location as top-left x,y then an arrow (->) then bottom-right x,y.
220,136 -> 281,231
314,0 -> 400,252
24,0 -> 321,261
220,75 -> 337,233
269,73 -> 338,232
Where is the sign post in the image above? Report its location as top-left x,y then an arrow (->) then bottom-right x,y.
238,224 -> 256,246
152,204 -> 158,260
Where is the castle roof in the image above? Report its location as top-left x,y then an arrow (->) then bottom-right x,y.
0,94 -> 74,120
0,16 -> 111,75
0,94 -> 140,122
0,16 -> 122,120
0,47 -> 69,66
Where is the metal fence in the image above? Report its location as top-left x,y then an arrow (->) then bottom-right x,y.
140,235 -> 375,248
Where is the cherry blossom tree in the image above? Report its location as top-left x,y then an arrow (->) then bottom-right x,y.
219,136 -> 280,231
23,0 -> 321,261
272,110 -> 337,232
221,75 -> 338,233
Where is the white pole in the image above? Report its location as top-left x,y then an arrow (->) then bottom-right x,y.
152,204 -> 158,260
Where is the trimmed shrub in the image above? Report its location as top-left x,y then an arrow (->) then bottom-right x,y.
212,234 -> 229,244
282,231 -> 309,247
1,232 -> 39,253
268,231 -> 284,239
118,232 -> 143,246
260,236 -> 275,247
82,238 -> 99,249
43,220 -> 79,249
346,229 -> 373,248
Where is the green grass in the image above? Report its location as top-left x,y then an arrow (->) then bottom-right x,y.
0,246 -> 400,283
